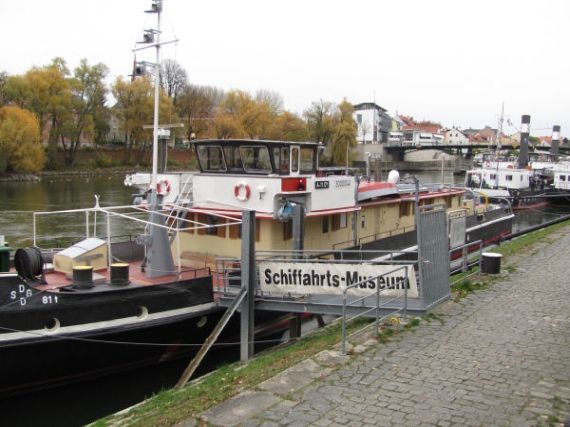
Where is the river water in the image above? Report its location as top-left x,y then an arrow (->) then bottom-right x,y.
2,171 -> 568,249
0,171 -> 569,426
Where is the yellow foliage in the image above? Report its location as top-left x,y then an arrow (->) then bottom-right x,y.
0,106 -> 45,173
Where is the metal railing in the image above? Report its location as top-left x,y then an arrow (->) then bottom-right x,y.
340,264 -> 410,355
449,239 -> 483,274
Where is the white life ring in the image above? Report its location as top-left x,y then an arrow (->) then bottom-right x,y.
155,179 -> 171,196
484,161 -> 490,167
234,181 -> 251,201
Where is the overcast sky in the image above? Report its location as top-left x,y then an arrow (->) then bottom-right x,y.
1,0 -> 568,136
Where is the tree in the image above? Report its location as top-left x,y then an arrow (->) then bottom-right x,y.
175,84 -> 221,140
160,59 -> 187,100
59,59 -> 109,166
3,59 -> 72,168
112,76 -> 175,164
268,111 -> 307,141
0,106 -> 45,173
330,99 -> 357,166
304,100 -> 336,144
0,71 -> 8,106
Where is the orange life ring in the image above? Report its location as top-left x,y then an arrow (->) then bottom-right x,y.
234,182 -> 251,201
156,179 -> 171,196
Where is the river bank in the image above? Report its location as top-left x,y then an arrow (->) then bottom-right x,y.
94,219 -> 570,427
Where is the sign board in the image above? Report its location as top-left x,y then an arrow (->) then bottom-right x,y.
259,261 -> 418,297
157,128 -> 171,138
448,209 -> 466,249
315,180 -> 329,189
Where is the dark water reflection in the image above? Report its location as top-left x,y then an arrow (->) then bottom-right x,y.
0,175 -> 137,248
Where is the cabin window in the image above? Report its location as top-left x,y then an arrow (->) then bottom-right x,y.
273,147 -> 290,174
332,213 -> 347,231
196,145 -> 226,172
399,201 -> 411,216
560,176 -> 566,182
229,220 -> 261,242
196,214 -> 226,237
186,213 -> 195,234
322,216 -> 329,233
283,221 -> 293,241
223,146 -> 244,172
291,147 -> 300,173
489,174 -> 496,180
505,175 -> 513,181
240,146 -> 272,173
300,147 -> 315,173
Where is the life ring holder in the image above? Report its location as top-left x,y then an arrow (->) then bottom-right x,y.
234,181 -> 251,201
153,179 -> 171,196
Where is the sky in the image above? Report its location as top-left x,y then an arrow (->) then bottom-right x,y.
1,0 -> 569,136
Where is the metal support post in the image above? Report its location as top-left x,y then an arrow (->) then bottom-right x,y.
290,204 -> 304,339
414,176 -> 425,298
240,209 -> 256,361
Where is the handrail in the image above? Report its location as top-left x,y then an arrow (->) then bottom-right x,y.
341,264 -> 410,355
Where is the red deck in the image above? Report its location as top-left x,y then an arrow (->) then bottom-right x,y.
33,261 -> 217,292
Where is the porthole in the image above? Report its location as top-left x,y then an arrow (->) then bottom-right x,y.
196,316 -> 208,328
137,306 -> 149,320
45,318 -> 60,332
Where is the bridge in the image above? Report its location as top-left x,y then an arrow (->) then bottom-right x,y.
383,143 -> 570,155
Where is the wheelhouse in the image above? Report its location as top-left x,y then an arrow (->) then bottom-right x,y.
192,139 -> 319,176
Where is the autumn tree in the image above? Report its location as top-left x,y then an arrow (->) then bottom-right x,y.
330,99 -> 357,166
175,85 -> 222,140
304,100 -> 336,144
112,76 -> 175,164
58,59 -> 109,166
160,59 -> 187,100
267,111 -> 307,141
0,106 -> 45,173
0,71 -> 8,106
3,59 -> 71,167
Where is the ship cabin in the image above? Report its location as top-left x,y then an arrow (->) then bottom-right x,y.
173,139 -> 465,268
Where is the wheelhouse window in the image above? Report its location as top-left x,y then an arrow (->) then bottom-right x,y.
300,147 -> 316,174
273,147 -> 290,174
505,175 -> 513,181
223,146 -> 244,172
291,147 -> 300,173
196,146 -> 226,172
240,146 -> 272,173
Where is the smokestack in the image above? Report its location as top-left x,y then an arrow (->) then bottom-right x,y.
518,115 -> 530,169
551,125 -> 561,158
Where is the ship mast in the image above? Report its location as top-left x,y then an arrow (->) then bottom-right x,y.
133,0 -> 178,278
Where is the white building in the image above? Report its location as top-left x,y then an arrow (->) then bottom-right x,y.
442,127 -> 469,145
353,102 -> 391,144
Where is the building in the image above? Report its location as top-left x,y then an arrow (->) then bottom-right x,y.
353,102 -> 392,144
441,127 -> 469,145
463,126 -> 498,145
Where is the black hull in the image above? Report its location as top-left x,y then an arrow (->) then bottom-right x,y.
0,274 -> 222,398
0,308 -> 223,398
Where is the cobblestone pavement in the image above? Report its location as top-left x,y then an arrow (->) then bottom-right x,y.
200,227 -> 570,426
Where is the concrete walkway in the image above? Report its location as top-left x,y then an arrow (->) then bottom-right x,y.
199,227 -> 570,426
